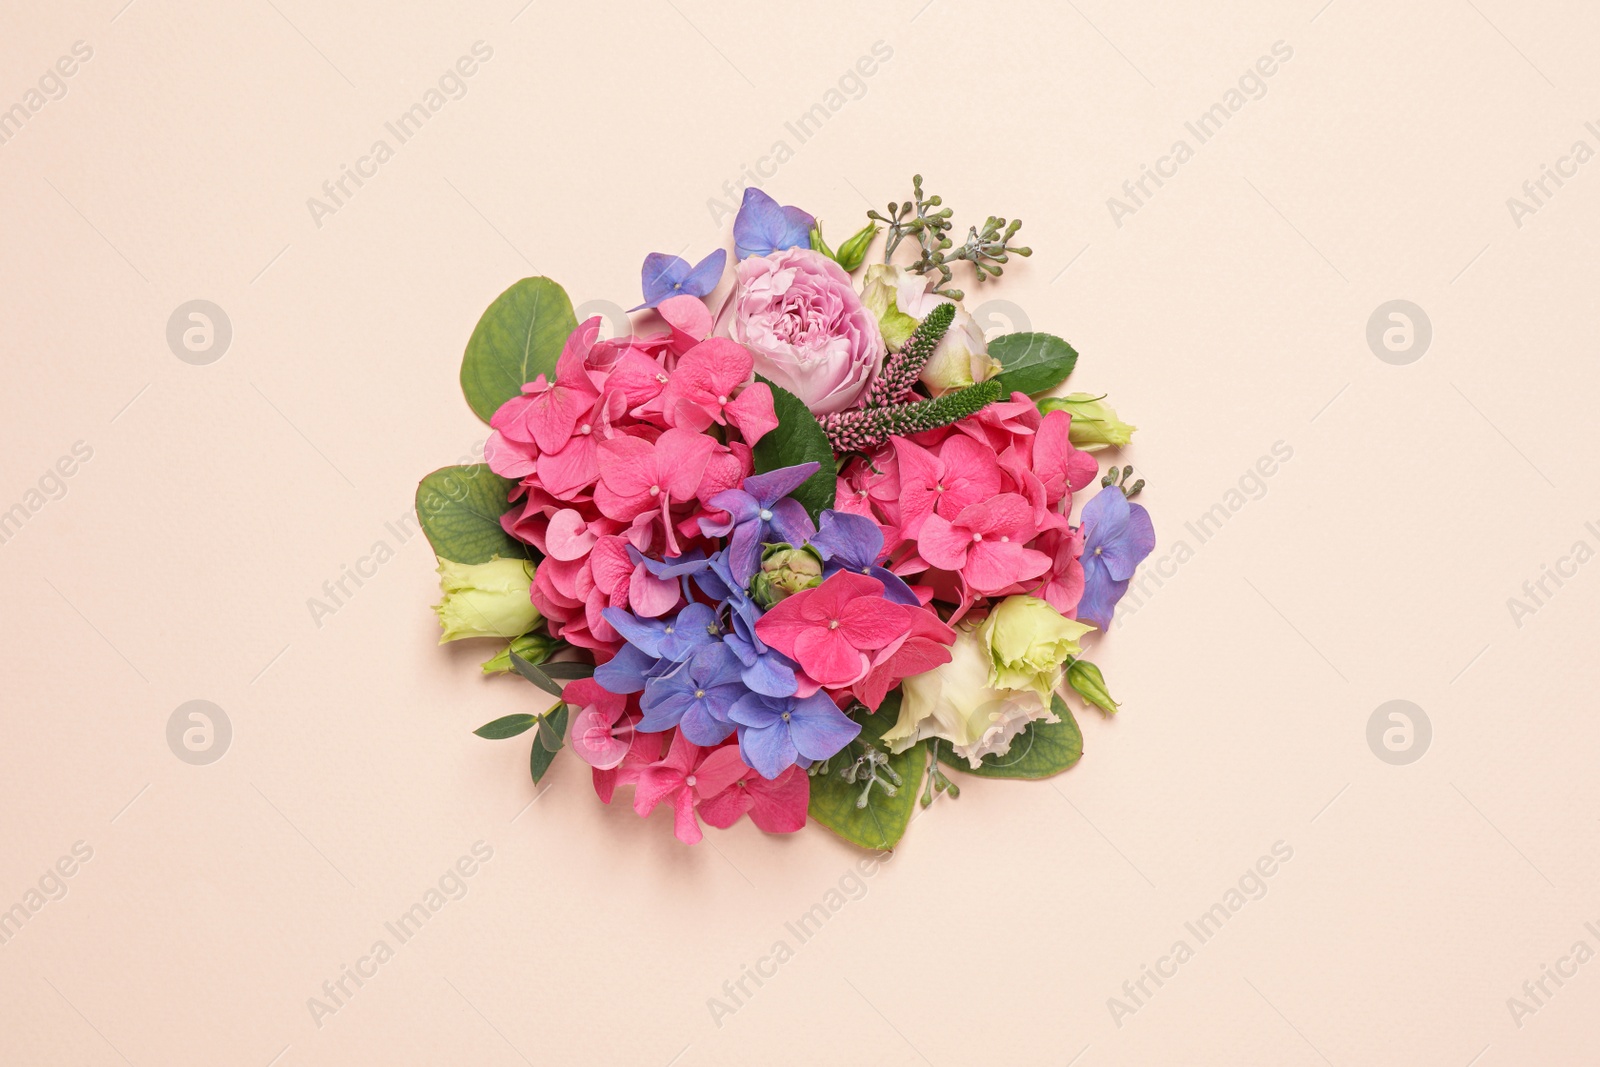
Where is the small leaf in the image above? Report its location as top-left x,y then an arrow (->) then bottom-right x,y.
538,661 -> 595,681
937,695 -> 1083,779
988,332 -> 1080,397
460,277 -> 579,423
806,693 -> 924,851
474,713 -> 538,740
751,376 -> 837,519
528,705 -> 569,784
416,465 -> 531,565
508,650 -> 563,697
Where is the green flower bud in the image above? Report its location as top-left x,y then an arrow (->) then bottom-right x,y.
481,630 -> 560,674
976,595 -> 1094,703
1037,393 -> 1137,451
749,544 -> 823,608
1066,659 -> 1119,715
433,557 -> 539,643
833,222 -> 881,272
809,225 -> 837,262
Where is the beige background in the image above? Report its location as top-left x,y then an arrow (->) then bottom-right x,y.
3,0 -> 1598,1063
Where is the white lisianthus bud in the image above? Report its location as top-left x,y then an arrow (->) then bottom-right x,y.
433,557 -> 540,643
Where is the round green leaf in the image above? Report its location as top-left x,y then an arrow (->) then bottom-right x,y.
460,277 -> 578,423
415,464 -> 531,565
936,695 -> 1083,779
807,694 -> 923,851
988,332 -> 1079,397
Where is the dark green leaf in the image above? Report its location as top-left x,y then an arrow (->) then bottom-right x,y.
474,713 -> 538,739
937,694 -> 1083,779
751,377 -> 837,520
538,661 -> 595,681
415,465 -> 531,565
460,277 -> 578,423
508,650 -> 564,698
807,693 -> 924,851
528,705 -> 569,784
988,332 -> 1080,397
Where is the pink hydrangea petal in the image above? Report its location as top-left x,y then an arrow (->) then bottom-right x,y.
545,509 -> 598,562
724,382 -> 778,445
915,511 -> 971,572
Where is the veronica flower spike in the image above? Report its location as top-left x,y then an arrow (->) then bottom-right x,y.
701,463 -> 821,584
807,510 -> 919,605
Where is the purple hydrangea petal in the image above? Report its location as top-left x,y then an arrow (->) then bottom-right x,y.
810,510 -> 882,568
741,462 -> 821,506
733,187 -> 814,260
786,692 -> 861,762
737,720 -> 799,780
767,497 -> 817,547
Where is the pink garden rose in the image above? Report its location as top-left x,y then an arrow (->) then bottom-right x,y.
726,248 -> 885,415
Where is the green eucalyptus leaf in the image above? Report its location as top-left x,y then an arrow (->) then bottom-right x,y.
473,713 -> 538,740
508,650 -> 564,698
415,465 -> 530,565
988,332 -> 1079,397
807,693 -> 924,851
751,376 -> 836,520
936,694 -> 1083,779
460,277 -> 578,423
528,705 -> 569,784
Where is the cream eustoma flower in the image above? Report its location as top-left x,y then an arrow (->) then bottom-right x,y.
881,627 -> 1056,768
433,557 -> 540,643
976,595 -> 1095,703
858,264 -> 999,394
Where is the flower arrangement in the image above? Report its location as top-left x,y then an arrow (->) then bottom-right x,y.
417,177 -> 1154,850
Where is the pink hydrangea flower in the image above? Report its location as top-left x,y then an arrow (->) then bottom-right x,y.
697,759 -> 809,834
634,731 -> 750,844
754,571 -> 914,689
916,493 -> 1051,596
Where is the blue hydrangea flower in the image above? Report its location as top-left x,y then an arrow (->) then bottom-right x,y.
1077,486 -> 1156,629
701,463 -> 820,585
732,187 -> 814,260
632,249 -> 727,311
808,510 -> 919,605
638,642 -> 748,745
727,690 -> 861,779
